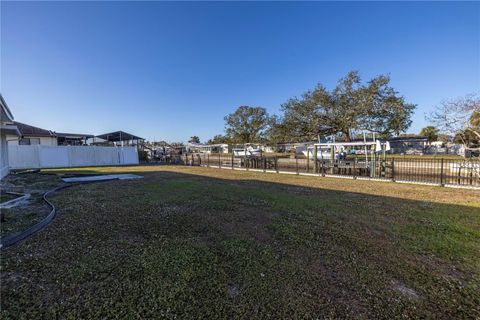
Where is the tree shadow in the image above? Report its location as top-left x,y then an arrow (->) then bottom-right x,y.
1,169 -> 479,319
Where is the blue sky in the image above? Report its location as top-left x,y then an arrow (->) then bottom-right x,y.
1,1 -> 479,142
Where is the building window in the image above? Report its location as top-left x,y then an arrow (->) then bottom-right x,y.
18,138 -> 41,145
19,138 -> 30,145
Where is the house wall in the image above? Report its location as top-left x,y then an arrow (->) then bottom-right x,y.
7,136 -> 57,146
0,131 -> 9,179
389,141 -> 426,155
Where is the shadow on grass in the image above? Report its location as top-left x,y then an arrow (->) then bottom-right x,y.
1,169 -> 479,319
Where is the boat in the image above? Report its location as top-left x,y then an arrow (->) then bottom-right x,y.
302,141 -> 384,160
301,147 -> 333,160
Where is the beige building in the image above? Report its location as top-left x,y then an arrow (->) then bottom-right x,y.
7,121 -> 57,146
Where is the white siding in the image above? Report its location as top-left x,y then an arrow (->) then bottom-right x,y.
0,132 -> 9,179
40,137 -> 57,145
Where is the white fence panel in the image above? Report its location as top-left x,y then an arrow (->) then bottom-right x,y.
121,147 -> 139,164
94,147 -> 121,166
39,146 -> 69,168
68,146 -> 97,167
8,145 -> 41,169
8,145 -> 138,169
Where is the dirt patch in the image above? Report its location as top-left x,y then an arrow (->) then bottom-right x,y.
391,279 -> 421,300
227,284 -> 241,299
416,254 -> 470,284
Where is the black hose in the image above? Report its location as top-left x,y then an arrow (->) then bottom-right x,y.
0,184 -> 73,250
0,176 -> 139,251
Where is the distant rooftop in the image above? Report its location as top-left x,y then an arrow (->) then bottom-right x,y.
56,132 -> 94,139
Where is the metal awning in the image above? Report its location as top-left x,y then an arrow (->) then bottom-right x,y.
314,141 -> 377,147
96,131 -> 144,142
1,124 -> 21,136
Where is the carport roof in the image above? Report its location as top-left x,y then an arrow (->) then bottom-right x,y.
96,131 -> 144,142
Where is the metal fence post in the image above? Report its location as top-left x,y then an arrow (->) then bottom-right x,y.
440,158 -> 445,187
470,167 -> 474,185
207,154 -> 210,167
391,158 -> 395,182
306,153 -> 310,173
219,153 -> 221,168
244,144 -> 247,171
263,157 -> 266,173
275,156 -> 278,173
295,155 -> 299,175
353,158 -> 357,179
231,154 -> 234,170
457,161 -> 462,185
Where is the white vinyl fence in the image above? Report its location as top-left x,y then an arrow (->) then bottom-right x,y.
8,145 -> 139,169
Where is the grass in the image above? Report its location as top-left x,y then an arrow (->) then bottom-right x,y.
0,173 -> 65,238
1,165 -> 479,319
0,192 -> 20,204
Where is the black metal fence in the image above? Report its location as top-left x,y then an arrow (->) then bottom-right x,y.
183,153 -> 480,188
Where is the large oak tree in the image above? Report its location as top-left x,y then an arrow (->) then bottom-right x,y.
224,106 -> 271,144
275,71 -> 416,142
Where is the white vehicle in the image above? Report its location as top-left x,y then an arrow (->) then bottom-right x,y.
233,146 -> 262,157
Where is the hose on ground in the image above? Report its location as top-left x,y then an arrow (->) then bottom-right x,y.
0,184 -> 73,250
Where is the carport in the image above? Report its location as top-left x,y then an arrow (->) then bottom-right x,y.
95,131 -> 144,147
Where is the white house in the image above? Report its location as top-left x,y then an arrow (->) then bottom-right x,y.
0,95 -> 20,179
7,121 -> 57,146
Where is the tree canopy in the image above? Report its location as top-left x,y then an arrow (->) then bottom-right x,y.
207,134 -> 231,145
419,126 -> 439,143
188,136 -> 200,143
224,106 -> 271,144
274,71 -> 416,142
429,94 -> 480,147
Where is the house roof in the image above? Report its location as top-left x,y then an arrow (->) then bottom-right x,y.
14,121 -> 56,138
96,131 -> 144,142
0,95 -> 14,123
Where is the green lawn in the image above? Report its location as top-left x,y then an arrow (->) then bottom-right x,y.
1,166 -> 479,319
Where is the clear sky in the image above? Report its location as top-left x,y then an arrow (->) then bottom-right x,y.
1,1 -> 479,142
